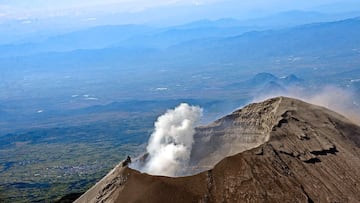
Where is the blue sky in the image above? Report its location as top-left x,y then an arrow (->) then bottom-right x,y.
0,0 -> 354,22
1,0 -> 211,19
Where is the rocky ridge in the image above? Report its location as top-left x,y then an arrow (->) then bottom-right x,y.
75,97 -> 360,203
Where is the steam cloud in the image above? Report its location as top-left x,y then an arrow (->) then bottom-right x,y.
135,103 -> 202,177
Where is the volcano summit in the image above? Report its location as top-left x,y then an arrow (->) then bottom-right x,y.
76,97 -> 360,203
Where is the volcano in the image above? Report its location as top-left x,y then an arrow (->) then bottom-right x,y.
75,97 -> 360,203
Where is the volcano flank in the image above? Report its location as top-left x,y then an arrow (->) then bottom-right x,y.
75,97 -> 360,203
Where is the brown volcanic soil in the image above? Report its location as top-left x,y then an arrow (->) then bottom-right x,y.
75,97 -> 360,203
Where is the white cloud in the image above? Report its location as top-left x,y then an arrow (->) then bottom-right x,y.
82,17 -> 97,21
21,20 -> 32,24
133,103 -> 203,177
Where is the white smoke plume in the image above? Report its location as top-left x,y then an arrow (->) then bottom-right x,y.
135,103 -> 202,177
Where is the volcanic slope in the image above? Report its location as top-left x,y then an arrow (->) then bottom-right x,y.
75,97 -> 360,203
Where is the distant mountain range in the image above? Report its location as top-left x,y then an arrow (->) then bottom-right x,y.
1,13 -> 360,59
227,72 -> 303,88
0,20 -> 255,58
1,17 -> 360,75
169,17 -> 360,60
226,73 -> 304,95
